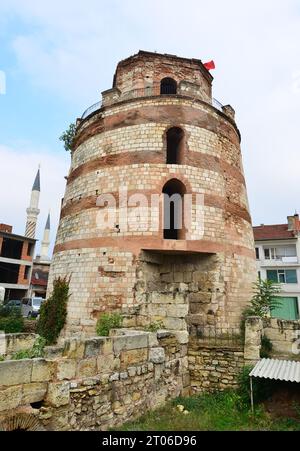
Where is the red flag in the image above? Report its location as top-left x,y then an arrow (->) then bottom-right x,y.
203,60 -> 216,71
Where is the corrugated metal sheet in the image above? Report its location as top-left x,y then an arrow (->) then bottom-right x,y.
250,359 -> 300,383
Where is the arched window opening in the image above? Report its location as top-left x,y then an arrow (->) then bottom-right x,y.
166,127 -> 184,165
163,179 -> 186,240
160,78 -> 177,95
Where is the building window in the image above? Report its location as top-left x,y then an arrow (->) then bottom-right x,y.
267,269 -> 298,284
163,179 -> 186,240
255,248 -> 260,260
27,243 -> 34,257
264,245 -> 297,261
166,127 -> 184,164
24,266 -> 31,280
160,78 -> 177,95
258,271 -> 261,280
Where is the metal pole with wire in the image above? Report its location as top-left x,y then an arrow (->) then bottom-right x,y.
250,376 -> 254,413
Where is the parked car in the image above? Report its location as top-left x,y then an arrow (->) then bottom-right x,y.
21,297 -> 45,318
1,300 -> 22,314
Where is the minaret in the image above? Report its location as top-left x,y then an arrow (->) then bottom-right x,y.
25,168 -> 40,239
40,213 -> 51,261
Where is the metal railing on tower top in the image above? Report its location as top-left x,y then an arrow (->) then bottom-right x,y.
81,86 -> 224,120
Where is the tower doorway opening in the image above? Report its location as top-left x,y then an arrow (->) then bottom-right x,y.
163,179 -> 186,240
166,127 -> 184,164
160,78 -> 177,95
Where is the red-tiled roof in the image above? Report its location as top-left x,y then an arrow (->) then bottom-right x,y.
253,224 -> 296,241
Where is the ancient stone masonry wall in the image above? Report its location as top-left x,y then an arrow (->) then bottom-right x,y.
263,318 -> 300,358
244,316 -> 300,361
0,330 -> 189,431
2,333 -> 37,359
188,339 -> 244,393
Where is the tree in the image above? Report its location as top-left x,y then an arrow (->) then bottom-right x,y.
59,123 -> 76,152
37,276 -> 70,345
245,279 -> 282,318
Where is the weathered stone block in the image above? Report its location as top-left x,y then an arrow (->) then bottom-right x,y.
84,337 -> 107,357
63,339 -> 85,359
76,358 -> 97,378
173,331 -> 189,345
0,385 -> 23,412
56,359 -> 77,381
0,360 -> 32,386
97,354 -> 120,373
148,332 -> 159,347
163,317 -> 186,331
121,348 -> 148,366
22,382 -> 47,404
32,359 -> 54,383
44,346 -> 64,360
113,334 -> 148,354
149,347 -> 165,364
45,382 -> 70,407
167,305 -> 189,318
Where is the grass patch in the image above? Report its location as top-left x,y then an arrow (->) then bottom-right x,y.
114,391 -> 300,432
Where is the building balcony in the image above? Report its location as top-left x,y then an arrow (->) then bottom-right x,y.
260,257 -> 299,267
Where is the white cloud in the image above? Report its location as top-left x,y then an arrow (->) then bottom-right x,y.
0,144 -> 69,255
0,0 -> 300,226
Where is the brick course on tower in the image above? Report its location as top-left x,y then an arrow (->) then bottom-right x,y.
48,51 -> 257,337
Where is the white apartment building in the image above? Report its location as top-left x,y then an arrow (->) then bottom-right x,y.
253,214 -> 300,321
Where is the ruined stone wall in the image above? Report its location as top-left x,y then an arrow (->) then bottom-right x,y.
0,330 -> 189,431
2,333 -> 37,359
243,316 -> 300,361
188,340 -> 244,393
263,318 -> 300,358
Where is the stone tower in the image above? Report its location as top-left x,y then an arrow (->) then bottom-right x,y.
49,51 -> 257,337
25,167 -> 40,239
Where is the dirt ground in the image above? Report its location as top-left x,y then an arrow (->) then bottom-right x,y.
263,382 -> 300,419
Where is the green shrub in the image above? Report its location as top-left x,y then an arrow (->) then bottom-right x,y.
237,365 -> 275,407
11,336 -> 46,360
144,321 -> 164,332
37,276 -> 70,345
59,123 -> 76,152
96,313 -> 123,337
0,307 -> 24,334
260,335 -> 273,359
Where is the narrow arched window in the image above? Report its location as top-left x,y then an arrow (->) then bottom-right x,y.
163,179 -> 186,240
166,127 -> 184,164
160,78 -> 177,95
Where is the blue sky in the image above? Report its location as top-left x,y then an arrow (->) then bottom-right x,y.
0,0 -> 300,254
